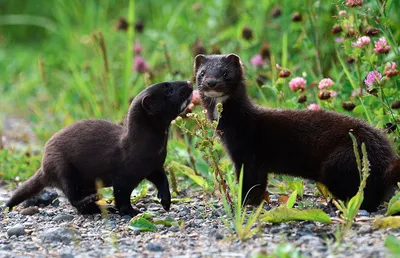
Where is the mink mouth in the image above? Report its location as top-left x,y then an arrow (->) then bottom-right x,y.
179,92 -> 193,112
203,90 -> 226,98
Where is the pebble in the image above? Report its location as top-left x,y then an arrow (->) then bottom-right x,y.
53,214 -> 74,222
357,210 -> 370,217
147,242 -> 164,252
20,206 -> 39,216
358,225 -> 372,234
40,227 -> 76,244
215,233 -> 224,240
7,224 -> 25,237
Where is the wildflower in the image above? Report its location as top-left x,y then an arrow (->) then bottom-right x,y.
342,101 -> 356,111
191,90 -> 201,106
384,62 -> 399,78
364,26 -> 379,36
364,70 -> 382,88
256,74 -> 268,87
352,36 -> 371,48
329,90 -> 338,98
318,90 -> 336,100
346,0 -> 362,7
345,28 -> 358,38
307,103 -> 320,111
260,42 -> 271,59
374,37 -> 391,54
211,45 -> 221,55
297,95 -> 307,103
242,26 -> 253,40
192,2 -> 202,12
338,10 -> 347,16
271,6 -> 282,18
289,77 -> 306,92
332,24 -> 343,34
116,17 -> 128,31
133,56 -> 149,73
192,38 -> 206,57
334,37 -> 344,44
134,20 -> 144,33
318,78 -> 334,90
250,54 -> 264,68
133,42 -> 142,54
385,123 -> 397,134
276,64 -> 291,78
318,91 -> 331,100
351,88 -> 365,97
292,12 -> 302,22
391,100 -> 400,109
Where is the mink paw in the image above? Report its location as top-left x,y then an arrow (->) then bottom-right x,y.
157,191 -> 171,212
118,206 -> 140,217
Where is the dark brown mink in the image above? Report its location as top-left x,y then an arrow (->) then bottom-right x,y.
6,81 -> 193,216
194,54 -> 400,212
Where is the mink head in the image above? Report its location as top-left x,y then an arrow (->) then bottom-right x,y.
193,54 -> 245,99
134,81 -> 193,122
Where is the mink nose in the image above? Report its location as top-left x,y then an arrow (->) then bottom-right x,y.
207,80 -> 217,87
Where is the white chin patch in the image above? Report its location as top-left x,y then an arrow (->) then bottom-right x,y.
204,90 -> 224,98
180,93 -> 193,112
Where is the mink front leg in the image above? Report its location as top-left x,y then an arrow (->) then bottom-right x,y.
236,159 -> 268,206
113,174 -> 141,216
146,168 -> 171,211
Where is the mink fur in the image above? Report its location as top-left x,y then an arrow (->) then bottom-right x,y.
6,81 -> 193,216
194,54 -> 400,211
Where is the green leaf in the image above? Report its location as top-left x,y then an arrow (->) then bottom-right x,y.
98,188 -> 114,201
260,206 -> 331,224
316,182 -> 330,201
128,218 -> 157,232
373,216 -> 400,229
153,217 -> 180,227
171,197 -> 192,203
169,161 -> 212,192
386,190 -> 400,216
385,235 -> 400,255
287,190 -> 297,209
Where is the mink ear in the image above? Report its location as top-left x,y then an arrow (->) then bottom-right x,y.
194,54 -> 206,74
226,53 -> 241,67
141,95 -> 154,115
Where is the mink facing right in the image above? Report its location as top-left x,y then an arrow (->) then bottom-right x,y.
194,54 -> 400,212
6,81 -> 193,216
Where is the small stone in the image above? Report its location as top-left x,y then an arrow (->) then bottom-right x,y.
146,242 -> 164,252
358,225 -> 372,234
40,227 -> 76,244
169,226 -> 180,232
215,233 -> 223,240
357,210 -> 370,217
61,253 -> 74,258
54,214 -> 74,222
133,229 -> 141,236
121,215 -> 132,221
20,206 -> 39,216
7,224 -> 25,238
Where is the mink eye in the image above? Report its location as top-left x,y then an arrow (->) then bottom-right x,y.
223,72 -> 228,78
199,71 -> 205,77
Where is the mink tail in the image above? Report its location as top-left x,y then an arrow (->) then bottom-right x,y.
6,168 -> 46,210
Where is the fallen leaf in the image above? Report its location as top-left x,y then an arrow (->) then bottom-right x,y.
373,216 -> 400,229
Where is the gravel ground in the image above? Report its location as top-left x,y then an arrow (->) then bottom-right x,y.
1,117 -> 399,258
0,188 -> 399,258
